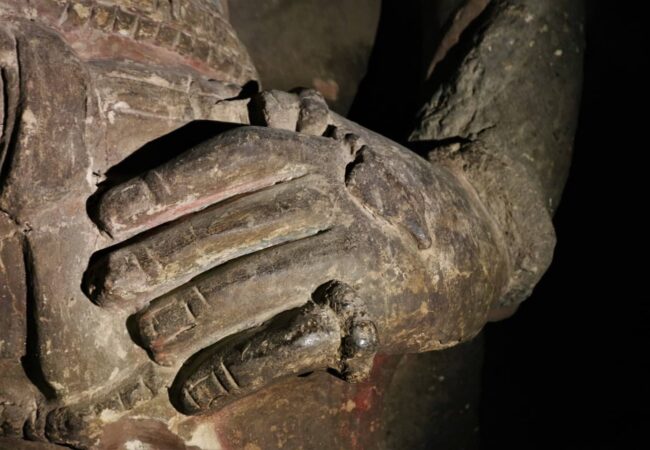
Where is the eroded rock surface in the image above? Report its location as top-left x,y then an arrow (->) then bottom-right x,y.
0,1 -> 583,448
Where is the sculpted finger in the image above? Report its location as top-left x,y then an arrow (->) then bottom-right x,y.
171,281 -> 378,415
250,90 -> 300,131
249,89 -> 330,136
84,174 -> 340,310
95,126 -> 346,239
135,229 -> 367,367
294,88 -> 330,136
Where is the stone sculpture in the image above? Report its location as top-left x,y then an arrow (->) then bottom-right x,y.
0,0 -> 583,448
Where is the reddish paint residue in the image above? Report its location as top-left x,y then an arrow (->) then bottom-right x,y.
312,78 -> 339,102
351,384 -> 376,412
184,355 -> 404,450
210,408 -> 236,450
368,353 -> 392,374
350,355 -> 392,428
65,29 -> 246,84
338,354 -> 402,450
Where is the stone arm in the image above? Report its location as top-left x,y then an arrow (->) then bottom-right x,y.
412,0 -> 584,318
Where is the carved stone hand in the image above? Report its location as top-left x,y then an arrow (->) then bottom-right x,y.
80,90 -> 509,417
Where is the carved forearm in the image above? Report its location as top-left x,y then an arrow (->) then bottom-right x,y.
412,0 -> 584,314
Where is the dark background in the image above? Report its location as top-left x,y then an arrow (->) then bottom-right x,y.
479,2 -> 649,449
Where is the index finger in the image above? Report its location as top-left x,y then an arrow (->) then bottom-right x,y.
95,126 -> 346,240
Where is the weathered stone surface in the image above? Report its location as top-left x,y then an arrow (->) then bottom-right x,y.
0,0 -> 583,448
0,213 -> 25,360
171,281 -> 378,415
0,437 -> 67,449
0,0 -> 256,86
411,0 -> 584,312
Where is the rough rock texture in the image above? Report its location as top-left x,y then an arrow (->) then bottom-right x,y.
412,0 -> 584,312
0,0 -> 583,448
0,0 -> 256,85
